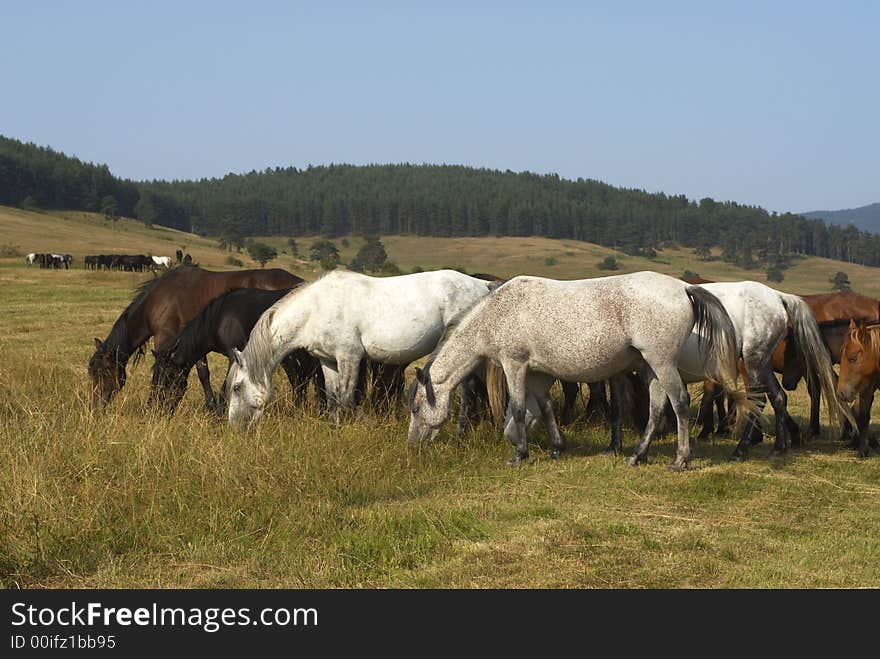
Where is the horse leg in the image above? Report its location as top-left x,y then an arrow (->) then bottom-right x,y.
855,389 -> 875,458
584,380 -> 608,421
697,379 -> 717,441
731,365 -> 768,461
280,353 -> 306,406
528,373 -> 564,458
654,365 -> 692,470
715,388 -> 730,435
320,360 -> 342,423
194,358 -> 217,412
762,371 -> 790,456
603,374 -> 625,454
502,362 -> 530,465
336,356 -> 365,422
806,373 -> 822,440
457,374 -> 479,435
560,380 -> 580,426
628,369 -> 665,466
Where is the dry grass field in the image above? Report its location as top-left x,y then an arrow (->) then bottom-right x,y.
2,205 -> 880,588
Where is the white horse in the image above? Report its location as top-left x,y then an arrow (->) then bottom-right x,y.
25,253 -> 36,266
408,271 -> 749,470
226,269 -> 495,428
605,280 -> 851,460
152,255 -> 172,268
686,282 -> 847,459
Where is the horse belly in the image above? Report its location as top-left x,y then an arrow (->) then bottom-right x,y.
360,322 -> 443,364
529,342 -> 640,383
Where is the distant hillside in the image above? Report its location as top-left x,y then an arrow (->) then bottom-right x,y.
4,133 -> 880,268
802,202 -> 880,234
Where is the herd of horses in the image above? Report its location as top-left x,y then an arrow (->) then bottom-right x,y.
83,254 -> 173,271
26,252 -> 73,269
87,264 -> 880,468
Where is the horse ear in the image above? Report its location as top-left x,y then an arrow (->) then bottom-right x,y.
232,347 -> 244,367
415,367 -> 425,384
94,338 -> 103,350
151,349 -> 158,357
425,375 -> 436,407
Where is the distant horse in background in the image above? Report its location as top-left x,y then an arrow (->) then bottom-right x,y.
25,253 -> 36,266
408,272 -> 749,470
835,319 -> 880,457
226,270 -> 495,428
88,265 -> 304,410
152,255 -> 172,269
151,287 -> 324,414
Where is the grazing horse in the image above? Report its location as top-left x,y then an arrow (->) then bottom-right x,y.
226,270 -> 495,428
88,265 -> 303,410
835,320 -> 880,458
152,255 -> 172,269
407,271 -> 748,470
151,287 -> 324,414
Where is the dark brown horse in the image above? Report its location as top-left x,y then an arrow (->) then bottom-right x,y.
88,265 -> 303,410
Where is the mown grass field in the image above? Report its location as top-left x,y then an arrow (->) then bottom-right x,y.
2,206 -> 880,588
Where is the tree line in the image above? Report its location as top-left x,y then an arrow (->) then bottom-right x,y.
3,134 -> 880,269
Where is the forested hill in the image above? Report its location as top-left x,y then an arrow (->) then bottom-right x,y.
802,203 -> 880,235
3,134 -> 880,268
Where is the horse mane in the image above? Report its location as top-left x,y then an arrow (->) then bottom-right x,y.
165,288 -> 229,367
420,292 -> 495,385
849,322 -> 880,363
240,277 -> 323,385
101,268 -> 185,363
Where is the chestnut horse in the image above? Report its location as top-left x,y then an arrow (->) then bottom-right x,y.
88,265 -> 303,410
835,319 -> 880,457
775,290 -> 879,437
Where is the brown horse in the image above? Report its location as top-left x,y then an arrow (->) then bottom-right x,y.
775,290 -> 879,438
88,264 -> 303,410
835,319 -> 880,457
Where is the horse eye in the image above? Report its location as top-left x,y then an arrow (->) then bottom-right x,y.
232,383 -> 241,392
412,406 -> 420,414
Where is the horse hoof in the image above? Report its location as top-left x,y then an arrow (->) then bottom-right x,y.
550,449 -> 562,460
668,461 -> 688,472
603,444 -> 621,456
730,451 -> 746,462
507,453 -> 528,466
627,454 -> 644,467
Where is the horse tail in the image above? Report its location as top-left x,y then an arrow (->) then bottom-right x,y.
485,360 -> 507,426
778,293 -> 853,434
685,285 -> 754,437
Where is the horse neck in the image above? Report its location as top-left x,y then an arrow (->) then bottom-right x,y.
427,315 -> 485,394
243,296 -> 307,387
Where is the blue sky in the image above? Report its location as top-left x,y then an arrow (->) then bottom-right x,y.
1,1 -> 877,213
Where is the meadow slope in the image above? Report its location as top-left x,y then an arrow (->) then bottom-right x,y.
1,206 -> 879,588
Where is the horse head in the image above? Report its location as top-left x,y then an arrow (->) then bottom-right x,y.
88,338 -> 126,410
227,348 -> 270,428
149,345 -> 189,413
837,319 -> 875,403
407,365 -> 448,447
